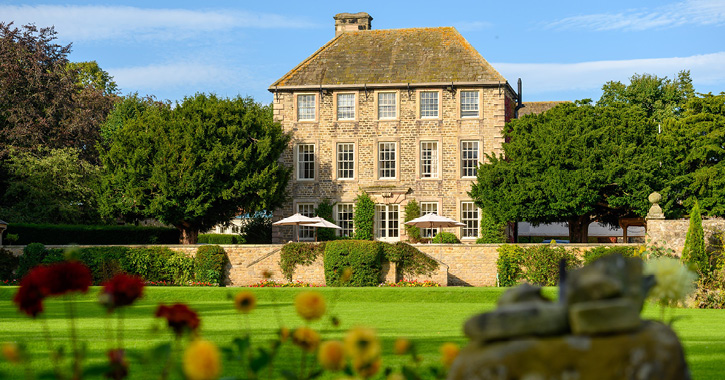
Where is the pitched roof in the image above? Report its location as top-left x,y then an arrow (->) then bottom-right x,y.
271,27 -> 506,88
518,101 -> 570,117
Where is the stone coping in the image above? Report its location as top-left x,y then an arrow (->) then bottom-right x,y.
2,243 -> 641,248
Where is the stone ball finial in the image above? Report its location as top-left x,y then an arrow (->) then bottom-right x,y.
648,192 -> 661,204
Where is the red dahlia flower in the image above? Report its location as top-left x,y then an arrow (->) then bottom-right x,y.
45,261 -> 92,295
155,304 -> 200,336
101,274 -> 145,310
13,266 -> 51,318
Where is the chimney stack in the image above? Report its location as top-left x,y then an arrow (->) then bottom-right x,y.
334,12 -> 372,36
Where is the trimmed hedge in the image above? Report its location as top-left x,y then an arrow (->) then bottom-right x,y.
198,234 -> 245,244
432,232 -> 461,244
4,223 -> 179,245
496,244 -> 582,287
583,245 -> 637,265
6,244 -> 225,285
324,240 -> 383,286
382,242 -> 439,277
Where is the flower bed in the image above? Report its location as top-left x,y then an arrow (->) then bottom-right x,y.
379,279 -> 441,287
248,279 -> 324,287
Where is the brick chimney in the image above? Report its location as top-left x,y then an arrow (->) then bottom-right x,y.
334,12 -> 372,36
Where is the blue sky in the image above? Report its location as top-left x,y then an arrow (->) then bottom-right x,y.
2,0 -> 724,103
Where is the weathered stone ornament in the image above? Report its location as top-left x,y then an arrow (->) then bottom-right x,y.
647,191 -> 666,220
450,255 -> 690,380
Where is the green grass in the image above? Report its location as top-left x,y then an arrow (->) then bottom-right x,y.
0,286 -> 723,379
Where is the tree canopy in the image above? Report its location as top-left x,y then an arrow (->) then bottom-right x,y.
469,72 -> 698,242
97,94 -> 291,244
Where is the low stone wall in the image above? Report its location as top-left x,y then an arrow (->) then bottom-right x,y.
2,243 -> 637,287
646,218 -> 725,254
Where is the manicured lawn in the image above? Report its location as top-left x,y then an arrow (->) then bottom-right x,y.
0,286 -> 723,379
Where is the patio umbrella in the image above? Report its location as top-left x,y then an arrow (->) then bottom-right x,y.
404,213 -> 466,228
272,213 -> 319,241
300,216 -> 341,242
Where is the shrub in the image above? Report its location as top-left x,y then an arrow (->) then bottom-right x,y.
324,240 -> 383,286
0,248 -> 18,280
76,246 -> 129,283
195,245 -> 228,286
198,234 -> 244,244
477,211 -> 506,244
583,245 -> 637,265
431,232 -> 460,244
5,223 -> 179,245
382,242 -> 438,277
4,233 -> 19,244
17,243 -> 49,278
280,242 -> 325,281
403,200 -> 421,243
315,199 -> 337,242
166,252 -> 196,284
682,200 -> 708,276
121,247 -> 178,282
353,192 -> 375,240
496,244 -> 581,287
240,214 -> 272,244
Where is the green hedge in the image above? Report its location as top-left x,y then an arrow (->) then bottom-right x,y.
6,244 -> 225,285
4,223 -> 179,245
324,240 -> 383,286
583,245 -> 637,265
496,244 -> 582,287
432,232 -> 461,244
198,234 -> 245,244
280,243 -> 325,281
0,248 -> 18,281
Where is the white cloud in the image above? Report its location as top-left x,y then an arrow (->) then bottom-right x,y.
493,52 -> 725,96
547,0 -> 725,31
0,5 -> 318,41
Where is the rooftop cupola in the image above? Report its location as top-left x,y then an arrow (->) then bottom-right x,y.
334,12 -> 372,36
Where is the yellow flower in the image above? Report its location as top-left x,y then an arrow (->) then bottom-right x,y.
234,291 -> 257,314
317,340 -> 346,371
1,343 -> 20,364
393,338 -> 411,355
183,340 -> 221,380
292,327 -> 321,352
279,327 -> 290,343
440,342 -> 460,368
344,327 -> 381,362
644,257 -> 698,306
295,291 -> 326,321
353,357 -> 381,379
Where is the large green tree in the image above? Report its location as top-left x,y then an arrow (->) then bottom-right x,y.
97,94 -> 291,244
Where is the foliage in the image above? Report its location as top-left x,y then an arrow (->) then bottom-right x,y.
195,245 -> 228,286
99,93 -> 162,146
381,242 -> 438,277
249,280 -> 323,287
75,246 -> 129,284
583,245 -> 638,265
477,211 -> 506,244
315,199 -> 337,241
197,234 -> 245,245
324,240 -> 383,286
0,147 -> 101,224
431,232 -> 460,244
682,200 -> 708,276
4,223 -> 179,245
66,61 -> 119,95
403,200 -> 421,242
496,244 -> 581,286
280,243 -> 325,281
496,245 -> 524,287
17,243 -> 49,279
0,248 -> 18,280
353,192 -> 375,240
239,214 -> 272,244
97,93 -> 291,243
378,280 -> 440,287
660,94 -> 725,217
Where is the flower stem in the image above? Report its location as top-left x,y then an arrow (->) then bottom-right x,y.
40,317 -> 63,379
65,295 -> 81,380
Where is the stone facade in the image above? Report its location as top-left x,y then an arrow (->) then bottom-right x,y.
646,218 -> 725,255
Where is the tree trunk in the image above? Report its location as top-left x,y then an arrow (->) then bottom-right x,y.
568,215 -> 591,243
178,224 -> 199,244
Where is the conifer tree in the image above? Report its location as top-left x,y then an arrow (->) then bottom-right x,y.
682,199 -> 708,277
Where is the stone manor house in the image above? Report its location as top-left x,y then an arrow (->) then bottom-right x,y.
269,13 -> 519,243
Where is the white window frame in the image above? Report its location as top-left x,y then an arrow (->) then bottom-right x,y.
419,91 -> 440,118
375,204 -> 399,241
460,90 -> 480,118
296,143 -> 315,181
420,141 -> 439,179
336,93 -> 356,121
296,94 -> 316,121
461,201 -> 480,240
336,142 -> 355,180
419,202 -> 439,238
336,203 -> 355,237
297,203 -> 316,241
461,140 -> 479,178
377,91 -> 397,120
378,142 -> 397,179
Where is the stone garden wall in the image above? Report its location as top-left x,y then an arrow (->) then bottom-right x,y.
646,218 -> 725,255
3,243 -> 636,287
